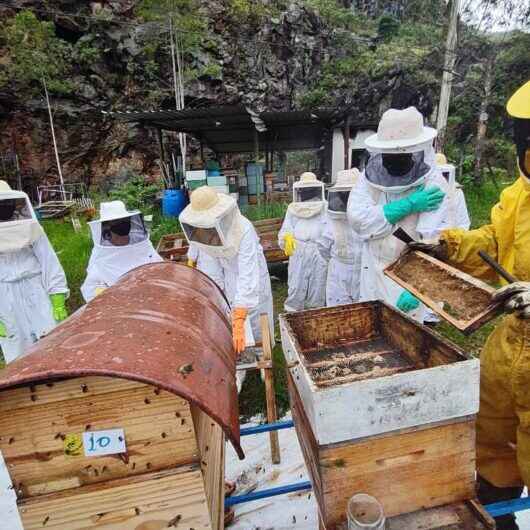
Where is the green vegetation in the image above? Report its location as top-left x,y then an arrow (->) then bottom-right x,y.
108,175 -> 161,213
0,10 -> 73,94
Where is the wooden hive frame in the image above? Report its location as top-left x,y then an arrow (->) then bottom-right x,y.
384,250 -> 502,333
0,376 -> 224,530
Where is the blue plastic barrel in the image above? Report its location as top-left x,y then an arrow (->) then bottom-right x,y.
162,188 -> 187,218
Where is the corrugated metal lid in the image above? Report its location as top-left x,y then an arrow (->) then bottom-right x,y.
0,262 -> 244,458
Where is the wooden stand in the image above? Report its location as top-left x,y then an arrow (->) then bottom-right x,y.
0,377 -> 225,529
237,313 -> 280,465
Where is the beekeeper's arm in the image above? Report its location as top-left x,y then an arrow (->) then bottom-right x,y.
232,229 -> 261,353
32,234 -> 69,321
199,252 -> 225,292
455,188 -> 471,230
347,177 -> 394,241
316,215 -> 333,261
278,210 -> 296,256
187,243 -> 199,268
80,267 -> 106,303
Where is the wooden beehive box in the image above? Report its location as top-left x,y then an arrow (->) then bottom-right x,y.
0,263 -> 243,530
280,302 -> 480,529
385,250 -> 502,333
0,376 -> 224,530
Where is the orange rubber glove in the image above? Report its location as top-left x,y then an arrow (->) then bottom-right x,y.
231,307 -> 248,354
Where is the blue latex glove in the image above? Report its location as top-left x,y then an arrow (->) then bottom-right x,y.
383,186 -> 445,224
396,291 -> 420,313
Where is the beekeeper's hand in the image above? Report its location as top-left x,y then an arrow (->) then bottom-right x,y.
232,307 -> 248,354
493,282 -> 530,319
396,290 -> 420,313
383,186 -> 445,224
95,286 -> 107,297
282,233 -> 297,257
0,322 -> 6,338
187,259 -> 197,268
408,239 -> 448,261
50,293 -> 68,322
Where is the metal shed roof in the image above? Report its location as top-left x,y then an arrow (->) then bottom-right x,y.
105,105 -> 339,153
0,262 -> 244,459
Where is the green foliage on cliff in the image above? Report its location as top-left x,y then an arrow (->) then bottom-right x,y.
0,10 -> 73,94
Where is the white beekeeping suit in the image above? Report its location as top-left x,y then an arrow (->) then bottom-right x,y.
179,186 -> 274,359
348,107 -> 449,322
435,153 -> 471,230
317,169 -> 363,306
0,181 -> 69,363
278,172 -> 328,312
81,201 -> 162,302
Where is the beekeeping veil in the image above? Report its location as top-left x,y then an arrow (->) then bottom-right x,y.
364,107 -> 437,193
86,201 -> 161,288
288,172 -> 325,218
0,180 -> 43,253
179,186 -> 244,259
435,153 -> 458,227
328,169 -> 359,260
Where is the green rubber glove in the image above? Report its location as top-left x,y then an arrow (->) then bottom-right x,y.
383,186 -> 445,224
50,293 -> 68,323
0,321 -> 6,338
396,290 -> 420,313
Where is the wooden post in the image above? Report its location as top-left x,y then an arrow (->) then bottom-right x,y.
260,313 -> 280,465
436,0 -> 460,151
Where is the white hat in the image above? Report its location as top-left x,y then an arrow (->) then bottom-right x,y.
180,186 -> 237,227
333,168 -> 360,189
0,181 -> 12,193
98,201 -> 140,223
365,107 -> 437,153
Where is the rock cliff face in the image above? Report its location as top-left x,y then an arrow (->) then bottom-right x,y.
0,0 -> 440,189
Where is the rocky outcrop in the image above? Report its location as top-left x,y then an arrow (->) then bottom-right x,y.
0,0 -> 441,188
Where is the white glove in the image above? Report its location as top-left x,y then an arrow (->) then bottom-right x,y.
492,282 -> 530,319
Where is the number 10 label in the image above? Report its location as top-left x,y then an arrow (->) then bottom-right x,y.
82,429 -> 126,457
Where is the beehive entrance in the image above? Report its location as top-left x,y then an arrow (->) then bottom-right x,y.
300,337 -> 416,387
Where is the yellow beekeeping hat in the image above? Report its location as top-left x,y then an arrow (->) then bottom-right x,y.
507,80 -> 530,119
190,186 -> 220,212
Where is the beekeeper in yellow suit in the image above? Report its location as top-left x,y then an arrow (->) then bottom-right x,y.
412,80 -> 530,530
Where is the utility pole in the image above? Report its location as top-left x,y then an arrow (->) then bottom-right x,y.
436,0 -> 460,152
473,54 -> 495,184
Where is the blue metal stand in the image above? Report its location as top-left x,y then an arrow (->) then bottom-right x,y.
225,480 -> 312,507
485,496 -> 530,517
240,420 -> 294,436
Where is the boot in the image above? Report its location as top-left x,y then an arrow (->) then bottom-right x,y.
477,475 -> 524,530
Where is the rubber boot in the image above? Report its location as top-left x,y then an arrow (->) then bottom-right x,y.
477,475 -> 524,530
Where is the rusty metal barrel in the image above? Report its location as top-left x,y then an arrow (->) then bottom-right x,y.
0,262 -> 243,457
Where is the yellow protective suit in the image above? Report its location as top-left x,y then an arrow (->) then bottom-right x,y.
441,175 -> 530,488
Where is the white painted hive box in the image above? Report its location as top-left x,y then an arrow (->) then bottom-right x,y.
280,301 -> 480,446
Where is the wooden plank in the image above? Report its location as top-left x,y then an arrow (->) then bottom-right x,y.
191,406 -> 225,530
260,313 -> 280,465
335,501 -> 494,529
0,378 -> 199,498
384,251 -> 502,334
19,467 -> 212,530
0,377 -> 144,413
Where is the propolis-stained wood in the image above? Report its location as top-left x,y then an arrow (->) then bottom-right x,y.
0,376 -> 224,530
384,250 -> 502,333
288,372 -> 477,529
280,301 -> 480,445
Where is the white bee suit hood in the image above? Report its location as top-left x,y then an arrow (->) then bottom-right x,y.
0,184 -> 43,254
288,172 -> 326,219
81,202 -> 162,302
179,188 -> 244,260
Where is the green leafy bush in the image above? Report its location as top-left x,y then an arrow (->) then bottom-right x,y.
109,175 -> 161,213
0,10 -> 73,94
